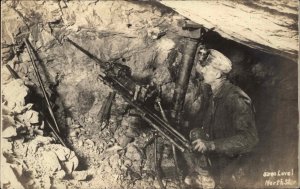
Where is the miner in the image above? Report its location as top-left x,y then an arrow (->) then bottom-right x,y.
183,49 -> 259,188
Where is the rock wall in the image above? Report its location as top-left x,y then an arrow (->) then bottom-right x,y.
161,0 -> 299,61
1,0 -> 298,189
1,78 -> 80,189
2,0 -> 189,118
1,1 -> 190,188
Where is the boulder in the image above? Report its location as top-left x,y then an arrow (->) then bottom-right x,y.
24,109 -> 40,125
2,139 -> 13,153
125,144 -> 142,162
117,135 -> 133,148
72,170 -> 89,181
53,145 -> 72,162
27,136 -> 55,155
55,170 -> 66,180
42,151 -> 62,173
2,162 -> 25,189
2,126 -> 17,138
2,79 -> 29,112
2,115 -> 15,131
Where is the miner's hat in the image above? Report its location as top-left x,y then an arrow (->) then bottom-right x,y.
204,49 -> 232,74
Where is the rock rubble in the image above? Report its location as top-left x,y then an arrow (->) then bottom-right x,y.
1,0 -> 194,188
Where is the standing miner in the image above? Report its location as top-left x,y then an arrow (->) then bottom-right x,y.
183,49 -> 259,189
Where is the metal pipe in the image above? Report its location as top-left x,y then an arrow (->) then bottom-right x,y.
154,134 -> 165,189
171,38 -> 200,125
24,38 -> 61,134
41,112 -> 67,147
5,64 -> 20,79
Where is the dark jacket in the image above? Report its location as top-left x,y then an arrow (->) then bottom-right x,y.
204,81 -> 258,156
200,81 -> 258,187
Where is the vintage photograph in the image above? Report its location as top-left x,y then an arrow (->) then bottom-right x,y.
1,0 -> 299,189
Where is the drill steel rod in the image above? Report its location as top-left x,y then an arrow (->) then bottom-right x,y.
67,38 -> 192,152
42,112 -> 67,147
24,38 -> 61,134
6,64 -> 20,79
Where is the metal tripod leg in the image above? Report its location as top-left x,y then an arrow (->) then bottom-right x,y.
156,99 -> 183,189
145,131 -> 183,189
154,133 -> 165,189
172,145 -> 183,189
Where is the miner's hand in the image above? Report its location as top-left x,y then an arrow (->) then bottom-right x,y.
192,139 -> 207,153
192,139 -> 215,153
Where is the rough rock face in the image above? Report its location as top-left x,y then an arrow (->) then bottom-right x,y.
161,0 -> 298,61
1,1 -> 189,188
1,0 -> 189,117
1,78 -> 79,189
1,1 -> 298,189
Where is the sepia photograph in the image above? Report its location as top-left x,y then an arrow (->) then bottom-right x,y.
1,0 -> 299,188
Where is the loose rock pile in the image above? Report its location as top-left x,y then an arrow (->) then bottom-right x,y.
2,63 -> 177,189
2,77 -> 79,189
1,1 -> 198,188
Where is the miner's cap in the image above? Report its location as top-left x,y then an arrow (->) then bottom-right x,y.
205,49 -> 232,74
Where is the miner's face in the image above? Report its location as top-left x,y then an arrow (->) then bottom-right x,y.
196,63 -> 220,84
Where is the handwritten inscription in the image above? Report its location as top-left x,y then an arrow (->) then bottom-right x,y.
263,169 -> 294,177
263,169 -> 297,187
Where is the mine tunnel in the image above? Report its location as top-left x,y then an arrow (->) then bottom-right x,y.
1,1 -> 298,189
